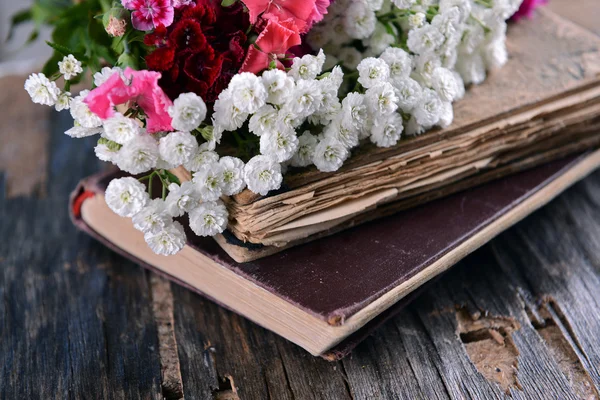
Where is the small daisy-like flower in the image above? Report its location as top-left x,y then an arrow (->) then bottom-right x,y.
394,78 -> 424,112
105,177 -> 149,217
93,67 -> 124,87
116,135 -> 159,174
408,12 -> 426,29
431,67 -> 461,103
407,24 -> 445,55
65,125 -> 103,138
324,116 -> 360,150
227,72 -> 268,114
165,181 -> 200,217
219,157 -> 246,196
344,2 -> 377,39
132,199 -> 171,234
189,201 -> 229,237
95,137 -> 121,163
338,47 -> 363,69
248,105 -> 279,137
144,221 -> 187,256
380,48 -> 413,85
168,92 -> 207,132
58,54 -> 83,80
184,143 -> 220,172
193,162 -> 224,202
366,82 -> 399,117
212,89 -> 249,132
371,113 -> 404,148
289,50 -> 325,81
342,93 -> 369,132
70,90 -> 103,128
243,155 -> 283,196
291,132 -> 318,168
55,92 -> 72,111
159,131 -> 199,166
24,73 -> 61,106
357,57 -> 390,89
413,89 -> 443,127
438,101 -> 454,128
313,137 -> 349,173
103,113 -> 142,144
260,69 -> 295,106
259,126 -> 299,163
287,80 -> 324,118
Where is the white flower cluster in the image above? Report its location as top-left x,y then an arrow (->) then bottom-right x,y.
24,54 -> 83,112
310,0 -> 522,84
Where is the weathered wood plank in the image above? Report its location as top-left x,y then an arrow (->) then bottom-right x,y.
0,109 -> 164,399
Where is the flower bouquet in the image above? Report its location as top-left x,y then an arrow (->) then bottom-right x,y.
20,0 -> 597,261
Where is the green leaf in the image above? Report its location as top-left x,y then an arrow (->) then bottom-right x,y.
221,0 -> 237,7
163,171 -> 182,186
6,9 -> 33,41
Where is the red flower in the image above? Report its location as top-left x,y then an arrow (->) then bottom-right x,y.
144,2 -> 250,103
240,17 -> 302,74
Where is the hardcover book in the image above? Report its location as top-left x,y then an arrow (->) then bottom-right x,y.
71,151 -> 600,359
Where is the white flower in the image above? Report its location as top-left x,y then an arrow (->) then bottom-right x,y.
413,89 -> 443,127
144,221 -> 187,256
407,24 -> 445,55
313,137 -> 349,173
405,116 -> 427,136
193,162 -> 224,202
93,66 -> 124,87
201,125 -> 222,150
105,177 -> 149,217
212,89 -> 249,131
289,50 -> 325,81
341,92 -> 370,132
380,48 -> 413,85
456,52 -> 487,85
408,12 -> 426,29
392,0 -> 417,9
55,92 -> 72,111
58,54 -> 83,80
219,156 -> 246,196
344,2 -> 377,39
243,155 -> 283,196
431,67 -> 461,102
261,69 -> 295,106
159,131 -> 199,166
132,199 -> 171,234
371,113 -> 404,148
394,78 -> 424,112
366,82 -> 399,117
291,132 -> 318,168
103,113 -> 141,144
366,22 -> 396,55
95,140 -> 120,163
324,115 -> 360,149
484,38 -> 508,70
168,93 -> 207,132
165,182 -> 200,217
413,54 -> 442,87
65,125 -> 103,138
184,143 -> 220,172
357,57 -> 390,89
227,72 -> 268,113
248,105 -> 279,137
189,201 -> 229,237
24,73 -> 61,106
287,80 -> 323,118
116,135 -> 159,174
438,101 -> 454,128
440,0 -> 472,23
260,125 -> 299,163
338,47 -> 363,69
70,90 -> 103,128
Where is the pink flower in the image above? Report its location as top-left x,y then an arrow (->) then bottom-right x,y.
241,0 -> 319,33
240,17 -> 302,74
511,0 -> 548,21
121,0 -> 174,31
85,68 -> 173,134
106,16 -> 127,37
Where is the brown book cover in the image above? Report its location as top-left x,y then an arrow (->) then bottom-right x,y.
69,150 -> 600,359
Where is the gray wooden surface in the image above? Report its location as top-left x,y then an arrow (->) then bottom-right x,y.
2,4 -> 600,399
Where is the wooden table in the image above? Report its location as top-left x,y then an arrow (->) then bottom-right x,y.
2,5 -> 600,399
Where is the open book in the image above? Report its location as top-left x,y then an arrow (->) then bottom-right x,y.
217,8 -> 600,262
71,151 -> 600,359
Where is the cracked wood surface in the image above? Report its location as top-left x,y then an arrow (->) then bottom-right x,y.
2,2 -> 600,398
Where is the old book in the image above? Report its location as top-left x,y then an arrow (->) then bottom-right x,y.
215,8 -> 600,261
71,150 -> 600,359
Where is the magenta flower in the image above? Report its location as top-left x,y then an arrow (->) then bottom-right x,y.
121,0 -> 175,31
511,0 -> 548,21
84,68 -> 173,134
